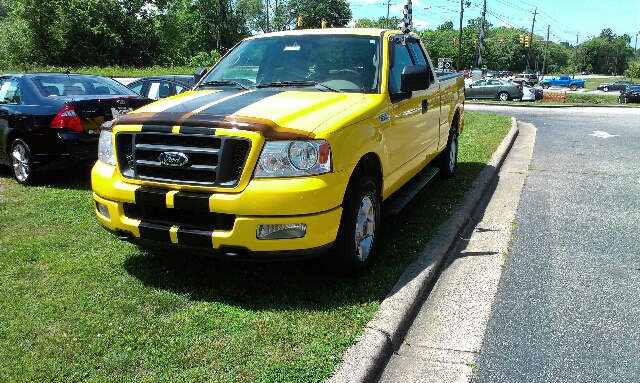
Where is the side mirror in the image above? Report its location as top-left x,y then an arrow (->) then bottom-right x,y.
400,65 -> 431,92
194,67 -> 208,84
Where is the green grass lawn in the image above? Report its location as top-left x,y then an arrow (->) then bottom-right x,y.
0,112 -> 511,382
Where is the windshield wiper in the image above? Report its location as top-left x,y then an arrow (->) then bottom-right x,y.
256,80 -> 342,92
198,80 -> 250,90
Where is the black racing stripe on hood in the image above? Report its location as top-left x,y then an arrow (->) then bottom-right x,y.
195,89 -> 283,115
162,90 -> 244,113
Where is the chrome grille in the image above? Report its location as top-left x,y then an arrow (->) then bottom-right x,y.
116,131 -> 251,187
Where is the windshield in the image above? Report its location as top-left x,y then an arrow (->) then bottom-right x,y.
198,34 -> 382,93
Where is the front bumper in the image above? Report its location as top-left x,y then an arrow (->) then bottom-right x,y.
92,161 -> 345,259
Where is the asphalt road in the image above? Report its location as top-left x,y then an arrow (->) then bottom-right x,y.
467,105 -> 640,382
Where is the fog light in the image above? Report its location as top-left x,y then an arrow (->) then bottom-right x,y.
96,201 -> 110,219
257,224 -> 306,240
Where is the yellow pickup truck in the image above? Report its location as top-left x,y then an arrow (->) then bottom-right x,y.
92,28 -> 465,276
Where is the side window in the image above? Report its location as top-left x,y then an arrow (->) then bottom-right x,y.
0,79 -> 21,104
407,40 -> 427,66
129,82 -> 144,96
389,41 -> 414,95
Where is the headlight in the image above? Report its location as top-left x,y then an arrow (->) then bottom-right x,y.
98,128 -> 116,166
254,140 -> 331,178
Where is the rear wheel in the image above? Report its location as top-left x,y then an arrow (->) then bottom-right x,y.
569,84 -> 578,91
542,83 -> 550,89
498,91 -> 510,101
331,176 -> 380,277
11,139 -> 37,185
603,86 -> 609,92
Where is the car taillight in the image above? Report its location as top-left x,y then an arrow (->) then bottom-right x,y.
50,105 -> 83,132
516,85 -> 522,90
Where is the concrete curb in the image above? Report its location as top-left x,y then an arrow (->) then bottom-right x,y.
326,117 -> 520,383
468,101 -> 640,108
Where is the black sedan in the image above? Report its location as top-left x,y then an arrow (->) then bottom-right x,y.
126,75 -> 195,100
618,85 -> 640,103
0,73 -> 152,185
597,81 -> 635,92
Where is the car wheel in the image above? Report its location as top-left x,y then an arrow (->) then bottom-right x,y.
437,125 -> 458,178
11,139 -> 37,185
603,86 -> 609,92
542,84 -> 549,89
498,91 -> 510,101
331,175 -> 380,277
570,84 -> 578,91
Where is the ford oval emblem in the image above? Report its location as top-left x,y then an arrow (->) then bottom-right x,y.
159,152 -> 189,167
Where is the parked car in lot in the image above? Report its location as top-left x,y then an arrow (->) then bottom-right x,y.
512,73 -> 538,85
126,75 -> 195,100
520,83 -> 543,101
539,75 -> 585,90
597,81 -> 635,92
618,85 -> 640,103
465,78 -> 523,101
0,73 -> 152,185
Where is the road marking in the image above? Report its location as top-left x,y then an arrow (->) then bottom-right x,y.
589,131 -> 619,138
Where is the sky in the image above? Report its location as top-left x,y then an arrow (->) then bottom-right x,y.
348,0 -> 640,46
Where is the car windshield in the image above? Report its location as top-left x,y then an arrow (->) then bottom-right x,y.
31,74 -> 137,97
198,34 -> 382,93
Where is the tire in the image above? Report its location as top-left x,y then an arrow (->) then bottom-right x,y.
498,91 -> 510,101
10,139 -> 37,186
542,84 -> 549,89
437,125 -> 458,178
569,84 -> 577,91
331,176 -> 380,277
603,86 -> 609,92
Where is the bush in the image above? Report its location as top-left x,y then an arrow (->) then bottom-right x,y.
188,50 -> 222,68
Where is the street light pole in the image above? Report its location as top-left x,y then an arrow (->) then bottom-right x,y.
633,31 -> 639,84
457,0 -> 463,71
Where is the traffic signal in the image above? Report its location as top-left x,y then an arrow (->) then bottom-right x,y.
525,35 -> 530,48
499,39 -> 504,46
519,33 -> 525,44
452,38 -> 456,47
321,19 -> 326,29
473,39 -> 477,47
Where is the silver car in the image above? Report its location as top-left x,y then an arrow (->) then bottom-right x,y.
466,79 -> 524,101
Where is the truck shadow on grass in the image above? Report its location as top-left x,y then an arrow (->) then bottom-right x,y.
122,160 -> 488,311
0,165 -> 93,191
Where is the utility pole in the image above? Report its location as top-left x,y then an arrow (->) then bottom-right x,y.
573,33 -> 579,79
386,0 -> 391,28
541,25 -> 550,80
457,0 -> 464,71
265,0 -> 269,33
526,8 -> 536,70
477,0 -> 486,69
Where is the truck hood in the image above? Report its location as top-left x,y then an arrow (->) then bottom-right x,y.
115,89 -> 373,139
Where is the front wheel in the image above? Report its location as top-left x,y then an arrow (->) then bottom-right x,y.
331,176 -> 380,277
437,126 -> 458,178
11,139 -> 37,185
498,91 -> 510,101
569,84 -> 578,91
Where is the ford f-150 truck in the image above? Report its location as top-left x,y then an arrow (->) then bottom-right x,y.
92,28 -> 465,276
539,75 -> 585,90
